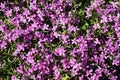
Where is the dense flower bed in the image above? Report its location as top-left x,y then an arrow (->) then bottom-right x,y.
0,0 -> 120,80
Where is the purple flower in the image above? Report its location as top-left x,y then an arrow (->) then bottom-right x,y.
67,24 -> 79,33
53,32 -> 60,38
11,75 -> 18,80
85,6 -> 93,18
0,0 -> 119,79
5,9 -> 12,17
54,46 -> 66,56
61,34 -> 69,44
72,63 -> 81,76
0,40 -> 7,49
0,3 -> 5,9
13,7 -> 20,12
70,58 -> 76,66
42,24 -> 49,30
53,66 -> 61,80
100,15 -> 108,23
93,23 -> 100,30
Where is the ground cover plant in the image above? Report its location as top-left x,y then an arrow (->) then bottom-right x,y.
0,0 -> 120,80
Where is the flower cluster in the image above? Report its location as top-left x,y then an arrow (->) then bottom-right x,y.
0,0 -> 120,80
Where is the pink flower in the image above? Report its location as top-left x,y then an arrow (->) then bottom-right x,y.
94,38 -> 100,44
70,58 -> 76,66
100,15 -> 108,23
110,2 -> 118,8
85,6 -> 93,18
61,34 -> 69,44
0,40 -> 7,49
11,75 -> 18,80
0,3 -> 5,9
14,7 -> 20,12
67,24 -> 79,33
53,66 -> 61,80
72,38 -> 77,44
43,24 -> 49,30
93,23 -> 100,30
72,63 -> 81,76
54,47 -> 66,56
53,32 -> 60,38
5,9 -> 12,17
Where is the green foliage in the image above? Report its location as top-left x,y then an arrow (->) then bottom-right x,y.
62,74 -> 69,80
0,43 -> 22,79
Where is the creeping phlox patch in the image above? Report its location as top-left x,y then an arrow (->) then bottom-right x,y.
0,0 -> 120,80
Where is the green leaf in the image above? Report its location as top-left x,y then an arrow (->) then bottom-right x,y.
5,19 -> 10,26
62,74 -> 69,80
82,22 -> 88,30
